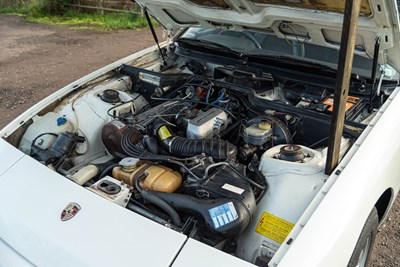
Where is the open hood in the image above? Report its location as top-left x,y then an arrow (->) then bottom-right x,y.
136,0 -> 400,72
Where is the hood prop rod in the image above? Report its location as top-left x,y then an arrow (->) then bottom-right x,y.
368,37 -> 381,111
325,0 -> 361,175
143,8 -> 167,66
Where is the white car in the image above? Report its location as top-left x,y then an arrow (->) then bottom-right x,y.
1,1 -> 400,267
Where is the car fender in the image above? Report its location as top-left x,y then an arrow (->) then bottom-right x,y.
272,87 -> 400,267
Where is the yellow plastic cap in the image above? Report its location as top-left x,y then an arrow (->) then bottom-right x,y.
258,122 -> 272,130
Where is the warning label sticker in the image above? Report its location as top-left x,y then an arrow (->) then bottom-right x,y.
256,212 -> 295,244
208,202 -> 238,229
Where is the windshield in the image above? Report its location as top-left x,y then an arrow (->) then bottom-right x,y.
179,28 -> 377,78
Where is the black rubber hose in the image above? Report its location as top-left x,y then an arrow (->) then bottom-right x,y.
143,136 -> 159,154
140,190 -> 182,226
153,121 -> 237,160
95,161 -> 116,175
126,202 -> 180,231
98,163 -> 120,179
226,164 -> 265,190
250,156 -> 269,204
169,136 -> 237,160
220,119 -> 241,138
135,175 -> 182,226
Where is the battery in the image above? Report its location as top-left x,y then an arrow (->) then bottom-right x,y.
322,96 -> 365,120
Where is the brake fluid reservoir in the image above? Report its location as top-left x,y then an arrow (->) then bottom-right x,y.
243,122 -> 272,145
236,144 -> 326,263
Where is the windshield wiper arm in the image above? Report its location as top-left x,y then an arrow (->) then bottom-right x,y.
247,54 -> 334,69
176,37 -> 244,58
245,54 -> 366,80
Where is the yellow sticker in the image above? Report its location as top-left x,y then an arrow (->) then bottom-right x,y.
158,126 -> 172,140
256,212 -> 295,244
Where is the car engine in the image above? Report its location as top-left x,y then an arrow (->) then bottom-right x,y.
13,58 -> 371,265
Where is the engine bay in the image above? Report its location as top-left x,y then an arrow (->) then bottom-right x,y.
6,49 -> 390,265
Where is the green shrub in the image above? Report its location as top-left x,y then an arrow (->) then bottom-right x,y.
0,5 -> 31,15
29,0 -> 71,16
26,11 -> 149,30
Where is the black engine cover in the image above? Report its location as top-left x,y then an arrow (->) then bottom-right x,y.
198,165 -> 256,216
153,164 -> 256,237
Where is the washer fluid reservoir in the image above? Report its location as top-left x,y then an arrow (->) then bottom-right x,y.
19,112 -> 74,154
236,144 -> 326,263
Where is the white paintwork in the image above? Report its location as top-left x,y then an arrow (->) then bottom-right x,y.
270,88 -> 400,266
0,139 -> 24,176
237,145 -> 326,262
0,238 -> 34,267
172,238 -> 255,267
136,0 -> 400,71
0,155 -> 187,267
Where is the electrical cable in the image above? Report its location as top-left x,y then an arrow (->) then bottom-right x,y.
282,24 -> 311,48
30,133 -> 59,154
211,89 -> 225,105
150,94 -> 236,119
107,100 -> 134,119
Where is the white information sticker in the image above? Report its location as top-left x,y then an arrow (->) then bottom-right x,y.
222,183 -> 245,195
111,120 -> 126,129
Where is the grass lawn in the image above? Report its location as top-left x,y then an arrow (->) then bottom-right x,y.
0,6 -> 150,30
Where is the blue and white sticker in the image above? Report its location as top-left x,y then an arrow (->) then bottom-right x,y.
208,202 -> 238,229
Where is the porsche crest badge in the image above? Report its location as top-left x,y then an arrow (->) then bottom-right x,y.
61,202 -> 81,221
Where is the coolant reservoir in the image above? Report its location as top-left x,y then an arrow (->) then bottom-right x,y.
236,144 -> 326,263
112,158 -> 182,193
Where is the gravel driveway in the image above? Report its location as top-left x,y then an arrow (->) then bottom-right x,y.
0,14 -> 399,267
